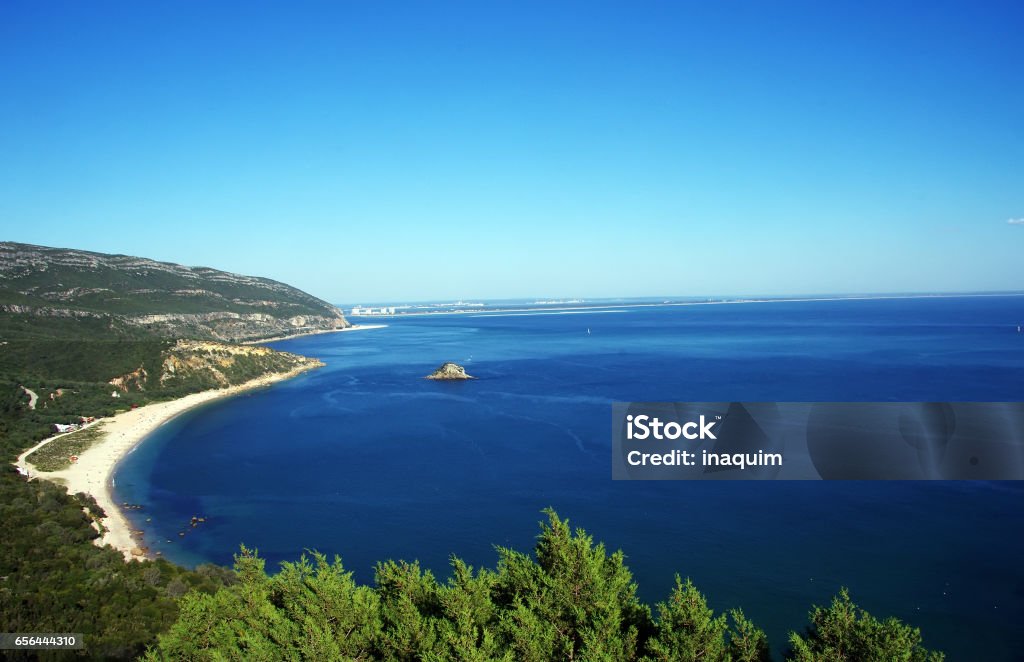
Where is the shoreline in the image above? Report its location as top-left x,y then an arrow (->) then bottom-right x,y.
356,291 -> 1024,319
243,323 -> 388,345
17,363 -> 321,561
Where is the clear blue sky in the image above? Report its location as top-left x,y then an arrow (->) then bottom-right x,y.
1,2 -> 1021,303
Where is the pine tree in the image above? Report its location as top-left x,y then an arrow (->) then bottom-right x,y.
643,576 -> 729,662
374,559 -> 441,660
428,557 -> 511,661
787,588 -> 944,662
728,608 -> 771,662
495,508 -> 651,661
271,552 -> 381,660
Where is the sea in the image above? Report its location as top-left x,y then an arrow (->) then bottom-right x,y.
113,295 -> 1024,660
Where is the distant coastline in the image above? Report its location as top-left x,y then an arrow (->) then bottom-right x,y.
355,291 -> 1024,319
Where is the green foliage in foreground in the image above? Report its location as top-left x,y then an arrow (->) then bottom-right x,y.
0,467 -> 237,661
146,510 -> 944,662
788,588 -> 945,662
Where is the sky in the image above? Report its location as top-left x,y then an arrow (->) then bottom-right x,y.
1,1 -> 1022,303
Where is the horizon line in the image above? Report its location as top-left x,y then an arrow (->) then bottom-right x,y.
337,289 -> 1024,307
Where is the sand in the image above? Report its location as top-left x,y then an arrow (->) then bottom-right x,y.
17,364 -> 319,561
242,323 -> 388,344
14,324 -> 389,560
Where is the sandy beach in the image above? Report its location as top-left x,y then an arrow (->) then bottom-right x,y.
16,364 -> 320,561
243,323 -> 388,344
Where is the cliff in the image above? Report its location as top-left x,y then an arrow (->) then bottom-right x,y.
156,340 -> 322,390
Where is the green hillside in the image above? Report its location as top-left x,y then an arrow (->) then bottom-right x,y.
0,242 -> 349,343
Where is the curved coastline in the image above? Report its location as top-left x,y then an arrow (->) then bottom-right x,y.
18,363 -> 322,561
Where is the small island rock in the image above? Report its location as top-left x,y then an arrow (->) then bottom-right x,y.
425,362 -> 475,380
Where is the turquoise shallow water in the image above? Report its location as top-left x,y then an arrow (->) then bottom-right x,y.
115,296 -> 1024,660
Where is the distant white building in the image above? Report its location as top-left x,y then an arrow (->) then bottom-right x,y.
351,306 -> 396,316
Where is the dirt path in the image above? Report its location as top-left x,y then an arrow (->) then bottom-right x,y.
15,419 -> 102,477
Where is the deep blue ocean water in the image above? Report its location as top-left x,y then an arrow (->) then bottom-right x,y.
114,296 -> 1024,660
